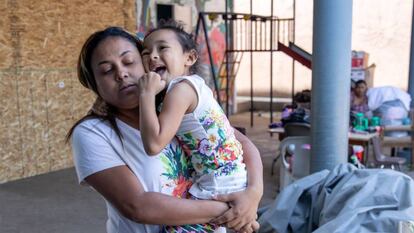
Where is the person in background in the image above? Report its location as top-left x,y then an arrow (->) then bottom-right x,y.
281,90 -> 311,126
67,26 -> 262,233
351,80 -> 370,116
294,89 -> 311,111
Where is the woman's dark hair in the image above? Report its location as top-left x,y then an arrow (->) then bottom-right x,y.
145,19 -> 201,75
66,26 -> 143,142
355,79 -> 367,87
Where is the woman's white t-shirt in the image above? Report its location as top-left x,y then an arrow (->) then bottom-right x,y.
71,118 -> 193,233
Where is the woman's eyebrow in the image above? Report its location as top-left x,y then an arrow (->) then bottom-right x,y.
97,50 -> 132,66
120,50 -> 131,57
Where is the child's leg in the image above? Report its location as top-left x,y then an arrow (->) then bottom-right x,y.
161,223 -> 218,233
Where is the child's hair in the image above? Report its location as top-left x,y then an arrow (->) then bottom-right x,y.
145,19 -> 201,75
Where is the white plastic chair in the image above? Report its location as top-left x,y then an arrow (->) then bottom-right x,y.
279,136 -> 311,190
271,122 -> 310,175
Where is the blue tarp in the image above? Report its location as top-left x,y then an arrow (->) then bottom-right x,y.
258,164 -> 414,233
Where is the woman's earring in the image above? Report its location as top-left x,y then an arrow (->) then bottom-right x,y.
89,96 -> 109,116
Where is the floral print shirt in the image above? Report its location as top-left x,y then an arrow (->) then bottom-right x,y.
166,75 -> 247,199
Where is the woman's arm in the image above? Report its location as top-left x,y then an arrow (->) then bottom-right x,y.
211,128 -> 263,230
139,73 -> 196,155
72,121 -> 227,226
85,165 -> 228,225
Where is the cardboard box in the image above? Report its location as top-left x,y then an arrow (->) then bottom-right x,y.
352,50 -> 369,69
351,69 -> 365,82
350,64 -> 376,87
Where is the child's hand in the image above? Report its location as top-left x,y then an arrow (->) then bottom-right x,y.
210,188 -> 261,231
138,71 -> 166,95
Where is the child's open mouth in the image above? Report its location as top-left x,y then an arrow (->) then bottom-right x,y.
153,66 -> 166,76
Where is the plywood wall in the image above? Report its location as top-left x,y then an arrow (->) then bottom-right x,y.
0,0 -> 136,183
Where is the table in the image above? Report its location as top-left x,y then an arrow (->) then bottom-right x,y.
268,127 -> 378,164
268,127 -> 377,142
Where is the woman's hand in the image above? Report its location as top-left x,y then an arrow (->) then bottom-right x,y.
138,71 -> 166,96
210,187 -> 262,231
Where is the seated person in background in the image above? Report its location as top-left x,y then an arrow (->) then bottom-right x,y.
295,89 -> 311,110
281,90 -> 311,125
350,80 -> 370,117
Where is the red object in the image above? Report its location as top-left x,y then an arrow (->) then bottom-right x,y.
355,151 -> 363,162
351,51 -> 369,69
352,58 -> 364,69
278,42 -> 312,69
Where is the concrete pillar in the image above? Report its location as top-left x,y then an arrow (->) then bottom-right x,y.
310,0 -> 353,172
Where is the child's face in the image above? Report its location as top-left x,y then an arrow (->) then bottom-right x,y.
142,29 -> 196,83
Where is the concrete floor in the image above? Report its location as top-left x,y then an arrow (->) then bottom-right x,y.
1,111 -> 413,233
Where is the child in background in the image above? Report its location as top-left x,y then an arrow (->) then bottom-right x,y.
138,20 -> 248,232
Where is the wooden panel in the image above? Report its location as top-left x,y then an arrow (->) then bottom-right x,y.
0,0 -> 137,182
16,73 -> 37,178
30,72 -> 50,175
0,1 -> 13,69
46,72 -> 73,171
17,0 -> 134,69
0,73 -> 23,182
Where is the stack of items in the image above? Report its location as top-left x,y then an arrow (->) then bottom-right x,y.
351,50 -> 375,87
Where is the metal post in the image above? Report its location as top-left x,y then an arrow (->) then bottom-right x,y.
310,0 -> 353,172
291,0 -> 296,104
408,2 -> 414,108
250,0 -> 254,127
270,0 -> 274,124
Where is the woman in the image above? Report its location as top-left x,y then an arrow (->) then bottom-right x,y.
67,26 -> 263,233
351,80 -> 369,115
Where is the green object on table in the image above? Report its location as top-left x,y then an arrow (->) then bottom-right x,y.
353,112 -> 369,131
370,116 -> 381,127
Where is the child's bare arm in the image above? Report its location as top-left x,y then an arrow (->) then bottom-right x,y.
139,79 -> 196,155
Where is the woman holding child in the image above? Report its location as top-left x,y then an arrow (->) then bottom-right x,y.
68,24 -> 263,233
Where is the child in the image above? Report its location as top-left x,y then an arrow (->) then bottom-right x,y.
138,21 -> 247,232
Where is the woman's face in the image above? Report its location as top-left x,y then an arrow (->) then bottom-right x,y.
354,83 -> 367,97
91,36 -> 144,111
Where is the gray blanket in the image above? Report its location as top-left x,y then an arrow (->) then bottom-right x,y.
258,164 -> 414,233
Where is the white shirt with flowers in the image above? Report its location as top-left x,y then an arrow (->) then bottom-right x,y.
166,74 -> 247,199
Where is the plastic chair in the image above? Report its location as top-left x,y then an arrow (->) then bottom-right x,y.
279,136 -> 311,190
284,122 -> 311,137
271,122 -> 311,175
371,136 -> 406,170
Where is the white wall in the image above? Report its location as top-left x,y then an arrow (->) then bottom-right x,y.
234,0 -> 412,97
